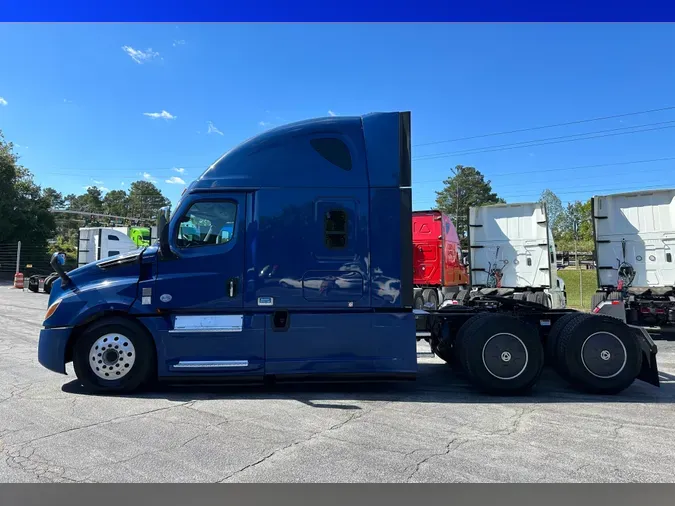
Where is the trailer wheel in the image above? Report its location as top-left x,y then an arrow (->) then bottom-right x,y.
591,292 -> 607,310
456,314 -> 544,395
555,314 -> 642,395
422,288 -> 439,309
73,317 -> 156,394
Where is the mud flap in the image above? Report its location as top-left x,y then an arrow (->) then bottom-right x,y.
631,325 -> 660,387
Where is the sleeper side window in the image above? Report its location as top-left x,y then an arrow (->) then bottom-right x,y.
176,201 -> 237,249
310,138 -> 352,171
108,235 -> 120,241
324,209 -> 348,249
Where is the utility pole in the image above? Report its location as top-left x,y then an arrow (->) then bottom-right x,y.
451,165 -> 462,228
573,219 -> 583,309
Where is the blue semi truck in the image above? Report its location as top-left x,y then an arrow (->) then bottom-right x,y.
38,111 -> 660,396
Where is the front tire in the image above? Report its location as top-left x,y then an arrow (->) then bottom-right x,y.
73,317 -> 156,394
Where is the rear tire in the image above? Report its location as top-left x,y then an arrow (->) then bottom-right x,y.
422,288 -> 439,309
413,292 -> 425,310
455,314 -> 544,395
545,312 -> 588,377
73,317 -> 156,394
555,314 -> 642,395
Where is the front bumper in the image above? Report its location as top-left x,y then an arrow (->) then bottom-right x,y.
38,326 -> 74,374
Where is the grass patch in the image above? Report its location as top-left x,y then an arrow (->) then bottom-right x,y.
558,268 -> 598,311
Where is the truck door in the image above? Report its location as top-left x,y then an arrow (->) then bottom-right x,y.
153,193 -> 264,376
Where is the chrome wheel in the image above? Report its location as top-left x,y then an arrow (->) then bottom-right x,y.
89,333 -> 136,380
481,332 -> 529,381
581,331 -> 627,379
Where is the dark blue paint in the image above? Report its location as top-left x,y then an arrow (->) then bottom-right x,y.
2,0 -> 669,22
38,327 -> 71,374
37,111 -> 416,382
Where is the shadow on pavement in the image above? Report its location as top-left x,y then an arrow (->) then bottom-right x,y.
61,362 -> 675,406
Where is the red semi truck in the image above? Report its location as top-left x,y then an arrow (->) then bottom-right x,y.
412,210 -> 469,310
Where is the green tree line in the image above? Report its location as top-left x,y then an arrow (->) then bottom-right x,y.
1,130 -> 171,265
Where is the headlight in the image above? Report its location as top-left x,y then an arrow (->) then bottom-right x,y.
44,300 -> 61,321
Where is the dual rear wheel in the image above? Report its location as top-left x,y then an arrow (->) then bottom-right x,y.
437,312 -> 643,395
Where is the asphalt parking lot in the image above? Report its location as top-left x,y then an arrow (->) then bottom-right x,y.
2,282 -> 675,483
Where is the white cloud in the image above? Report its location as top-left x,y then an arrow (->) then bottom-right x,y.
166,176 -> 186,185
0,97 -> 7,106
122,45 -> 160,64
259,121 -> 271,127
63,98 -> 73,104
173,39 -> 186,47
143,110 -> 176,120
84,185 -> 109,192
207,121 -> 223,136
328,110 -> 337,117
121,182 -> 126,187
142,172 -> 156,182
173,167 -> 186,174
92,179 -> 104,185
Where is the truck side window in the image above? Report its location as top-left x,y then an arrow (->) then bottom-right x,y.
108,250 -> 120,256
324,210 -> 348,249
668,253 -> 672,263
107,235 -> 119,241
310,138 -> 352,171
176,201 -> 237,249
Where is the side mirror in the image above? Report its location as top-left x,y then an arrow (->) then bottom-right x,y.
50,251 -> 71,286
157,206 -> 173,259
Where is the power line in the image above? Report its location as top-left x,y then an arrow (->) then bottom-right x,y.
413,105 -> 675,147
413,122 -> 675,161
412,155 -> 675,184
414,182 -> 675,205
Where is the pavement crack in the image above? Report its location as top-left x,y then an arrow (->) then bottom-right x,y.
218,408 -> 369,482
7,401 -> 195,449
405,437 -> 466,482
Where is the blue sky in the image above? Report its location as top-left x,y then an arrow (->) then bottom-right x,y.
1,23 -> 674,211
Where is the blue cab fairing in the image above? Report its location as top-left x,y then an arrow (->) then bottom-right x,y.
38,112 -> 417,381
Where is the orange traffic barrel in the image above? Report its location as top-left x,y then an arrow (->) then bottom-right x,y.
13,272 -> 24,289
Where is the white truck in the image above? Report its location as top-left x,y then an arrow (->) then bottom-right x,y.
77,227 -> 140,267
465,201 -> 567,308
591,188 -> 675,327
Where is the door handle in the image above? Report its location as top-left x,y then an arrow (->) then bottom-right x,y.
228,278 -> 238,298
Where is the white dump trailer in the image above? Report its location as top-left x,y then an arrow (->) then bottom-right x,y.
77,227 -> 140,267
591,188 -> 675,327
466,201 -> 566,309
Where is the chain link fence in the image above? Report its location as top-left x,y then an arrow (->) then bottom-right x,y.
0,242 -> 64,282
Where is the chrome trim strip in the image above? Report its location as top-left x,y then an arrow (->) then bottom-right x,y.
172,360 -> 249,369
173,315 -> 243,332
169,328 -> 242,334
